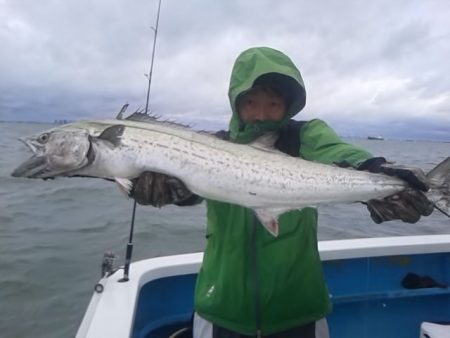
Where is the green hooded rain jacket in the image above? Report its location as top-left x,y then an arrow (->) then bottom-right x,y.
194,47 -> 373,336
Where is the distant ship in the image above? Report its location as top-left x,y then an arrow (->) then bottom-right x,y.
367,135 -> 384,141
54,119 -> 72,125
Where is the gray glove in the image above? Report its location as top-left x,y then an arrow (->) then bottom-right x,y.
358,157 -> 434,224
366,188 -> 434,224
129,172 -> 196,207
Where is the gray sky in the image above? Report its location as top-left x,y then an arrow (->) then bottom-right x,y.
1,0 -> 450,140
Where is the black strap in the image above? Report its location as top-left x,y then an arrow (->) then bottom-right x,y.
274,119 -> 306,157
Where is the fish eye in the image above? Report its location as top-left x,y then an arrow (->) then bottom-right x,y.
38,133 -> 50,144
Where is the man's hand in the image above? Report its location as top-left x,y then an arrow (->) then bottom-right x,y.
358,157 -> 434,224
366,188 -> 434,224
129,171 -> 194,207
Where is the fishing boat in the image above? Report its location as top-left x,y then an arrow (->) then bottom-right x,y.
76,234 -> 450,338
367,136 -> 384,141
75,2 -> 450,336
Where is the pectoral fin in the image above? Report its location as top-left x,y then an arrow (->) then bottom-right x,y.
249,132 -> 285,155
115,177 -> 133,197
98,125 -> 125,147
254,207 -> 290,237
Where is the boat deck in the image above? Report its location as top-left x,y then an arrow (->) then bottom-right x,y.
77,235 -> 450,338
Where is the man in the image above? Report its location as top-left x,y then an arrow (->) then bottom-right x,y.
131,47 -> 433,337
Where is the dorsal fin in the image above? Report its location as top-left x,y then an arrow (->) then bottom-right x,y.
116,103 -> 129,120
125,111 -> 192,129
125,111 -> 160,123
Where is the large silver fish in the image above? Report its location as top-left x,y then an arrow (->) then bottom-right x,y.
12,113 -> 450,236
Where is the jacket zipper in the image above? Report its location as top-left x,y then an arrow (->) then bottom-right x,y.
250,214 -> 262,336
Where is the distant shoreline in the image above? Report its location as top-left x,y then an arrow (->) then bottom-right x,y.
0,120 -> 54,124
1,120 -> 449,143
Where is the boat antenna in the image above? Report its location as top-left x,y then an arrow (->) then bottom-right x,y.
119,0 -> 162,283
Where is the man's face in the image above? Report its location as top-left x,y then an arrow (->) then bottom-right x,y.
237,86 -> 286,123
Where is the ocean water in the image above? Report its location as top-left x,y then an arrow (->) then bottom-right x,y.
0,122 -> 449,338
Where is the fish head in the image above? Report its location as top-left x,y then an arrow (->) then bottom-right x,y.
12,128 -> 93,178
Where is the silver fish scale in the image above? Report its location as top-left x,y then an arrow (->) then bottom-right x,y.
74,119 -> 408,209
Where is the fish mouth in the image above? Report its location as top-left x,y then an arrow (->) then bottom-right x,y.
11,155 -> 51,178
11,137 -> 50,178
18,137 -> 44,155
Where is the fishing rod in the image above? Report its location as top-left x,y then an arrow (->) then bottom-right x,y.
119,0 -> 162,283
145,0 -> 162,114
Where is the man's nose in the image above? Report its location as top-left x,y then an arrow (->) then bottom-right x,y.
253,104 -> 267,121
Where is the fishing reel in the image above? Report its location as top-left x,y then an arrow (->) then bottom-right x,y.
94,251 -> 118,293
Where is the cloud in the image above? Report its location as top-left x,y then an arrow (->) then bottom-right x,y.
0,0 -> 449,140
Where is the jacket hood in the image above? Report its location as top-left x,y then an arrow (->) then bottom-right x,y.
228,47 -> 306,143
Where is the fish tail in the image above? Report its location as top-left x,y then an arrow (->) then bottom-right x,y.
426,157 -> 450,217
